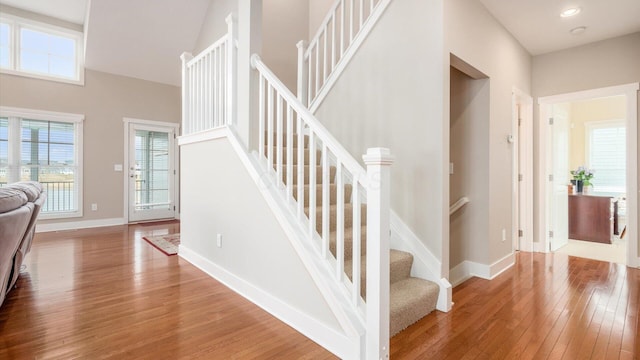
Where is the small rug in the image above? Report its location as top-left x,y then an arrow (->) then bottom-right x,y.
143,233 -> 180,256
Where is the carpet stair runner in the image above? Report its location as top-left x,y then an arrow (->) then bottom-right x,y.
270,133 -> 439,337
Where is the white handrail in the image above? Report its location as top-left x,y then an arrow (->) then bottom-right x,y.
252,55 -> 369,184
297,0 -> 391,109
252,54 -> 392,359
180,15 -> 236,136
449,196 -> 470,215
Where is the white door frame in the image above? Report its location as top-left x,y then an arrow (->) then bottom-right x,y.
537,83 -> 639,268
512,88 -> 534,252
123,117 -> 180,223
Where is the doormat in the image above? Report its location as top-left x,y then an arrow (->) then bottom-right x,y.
143,233 -> 180,256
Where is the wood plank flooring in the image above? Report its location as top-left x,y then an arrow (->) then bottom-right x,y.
390,252 -> 639,359
1,223 -> 638,359
0,222 -> 334,359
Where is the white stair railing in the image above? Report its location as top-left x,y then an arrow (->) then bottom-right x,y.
181,15 -> 236,136
252,54 -> 392,360
297,0 -> 391,112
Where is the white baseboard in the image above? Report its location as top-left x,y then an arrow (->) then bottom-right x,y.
179,245 -> 358,360
449,252 -> 516,287
36,217 -> 126,233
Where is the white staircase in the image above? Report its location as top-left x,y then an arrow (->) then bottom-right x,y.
178,4 -> 450,359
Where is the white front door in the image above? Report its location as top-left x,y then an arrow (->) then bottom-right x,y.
127,123 -> 177,222
548,105 -> 569,251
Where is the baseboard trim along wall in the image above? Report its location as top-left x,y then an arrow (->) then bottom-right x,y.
449,252 -> 516,287
36,217 -> 127,233
178,245 -> 358,360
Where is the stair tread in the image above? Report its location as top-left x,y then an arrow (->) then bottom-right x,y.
343,249 -> 414,284
390,277 -> 439,336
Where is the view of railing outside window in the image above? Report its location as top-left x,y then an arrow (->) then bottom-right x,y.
0,115 -> 81,216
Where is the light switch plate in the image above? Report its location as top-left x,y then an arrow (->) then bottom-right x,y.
114,164 -> 123,171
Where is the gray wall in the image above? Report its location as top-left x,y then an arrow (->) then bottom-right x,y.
0,70 -> 180,225
313,0 -> 445,263
445,0 -> 532,269
532,32 -> 640,258
192,0 -> 238,54
180,137 -> 342,331
449,67 -> 490,269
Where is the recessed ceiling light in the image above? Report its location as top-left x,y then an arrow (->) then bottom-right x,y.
570,26 -> 587,35
561,7 -> 581,17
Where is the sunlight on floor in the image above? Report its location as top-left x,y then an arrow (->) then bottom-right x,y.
555,235 -> 626,265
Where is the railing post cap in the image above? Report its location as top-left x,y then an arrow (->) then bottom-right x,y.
180,52 -> 193,61
225,13 -> 236,25
296,40 -> 307,49
250,54 -> 261,69
363,147 -> 394,165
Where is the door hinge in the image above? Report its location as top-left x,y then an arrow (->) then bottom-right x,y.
518,229 -> 523,237
549,230 -> 554,238
174,170 -> 176,175
518,117 -> 522,126
518,174 -> 524,182
549,117 -> 554,125
548,174 -> 554,181
173,206 -> 176,211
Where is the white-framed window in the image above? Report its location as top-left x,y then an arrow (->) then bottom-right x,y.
0,106 -> 84,219
0,14 -> 84,85
585,119 -> 626,194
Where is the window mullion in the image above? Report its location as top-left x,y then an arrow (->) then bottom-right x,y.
7,116 -> 20,183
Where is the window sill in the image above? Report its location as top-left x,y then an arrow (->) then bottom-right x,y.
0,68 -> 85,86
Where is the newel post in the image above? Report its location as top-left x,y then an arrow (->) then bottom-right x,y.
226,14 -> 237,126
363,147 -> 393,360
180,52 -> 194,135
296,40 -> 308,106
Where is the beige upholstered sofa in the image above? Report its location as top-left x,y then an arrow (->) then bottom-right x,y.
0,181 -> 46,307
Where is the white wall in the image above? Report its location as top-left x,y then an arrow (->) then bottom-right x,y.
445,0 -> 532,269
0,70 -> 180,225
180,137 -> 342,332
313,0 -> 445,264
532,32 -> 640,258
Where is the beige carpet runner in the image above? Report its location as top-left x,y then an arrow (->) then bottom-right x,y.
271,134 -> 439,336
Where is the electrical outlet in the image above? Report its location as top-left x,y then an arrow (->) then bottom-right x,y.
217,234 -> 222,248
91,203 -> 98,211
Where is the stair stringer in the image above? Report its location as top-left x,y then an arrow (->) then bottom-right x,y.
223,126 -> 366,359
389,212 -> 453,312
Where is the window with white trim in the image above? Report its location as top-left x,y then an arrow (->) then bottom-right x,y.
586,120 -> 626,194
0,107 -> 84,219
0,15 -> 83,84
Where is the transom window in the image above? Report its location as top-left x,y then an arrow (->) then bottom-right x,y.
0,15 -> 83,84
0,107 -> 84,219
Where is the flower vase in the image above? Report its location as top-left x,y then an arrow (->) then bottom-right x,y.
576,180 -> 584,193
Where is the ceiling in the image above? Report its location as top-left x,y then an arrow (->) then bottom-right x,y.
1,0 -> 639,84
479,0 -> 640,55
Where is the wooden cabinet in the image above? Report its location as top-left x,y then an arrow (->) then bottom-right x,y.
568,194 -> 616,244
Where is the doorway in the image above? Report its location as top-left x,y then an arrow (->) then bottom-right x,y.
538,83 -> 639,267
124,118 -> 179,223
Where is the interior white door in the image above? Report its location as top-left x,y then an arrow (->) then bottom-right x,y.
128,123 -> 176,222
548,105 -> 569,251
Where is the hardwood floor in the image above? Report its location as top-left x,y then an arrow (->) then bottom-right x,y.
2,223 -> 638,359
390,252 -> 639,359
0,222 -> 334,359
